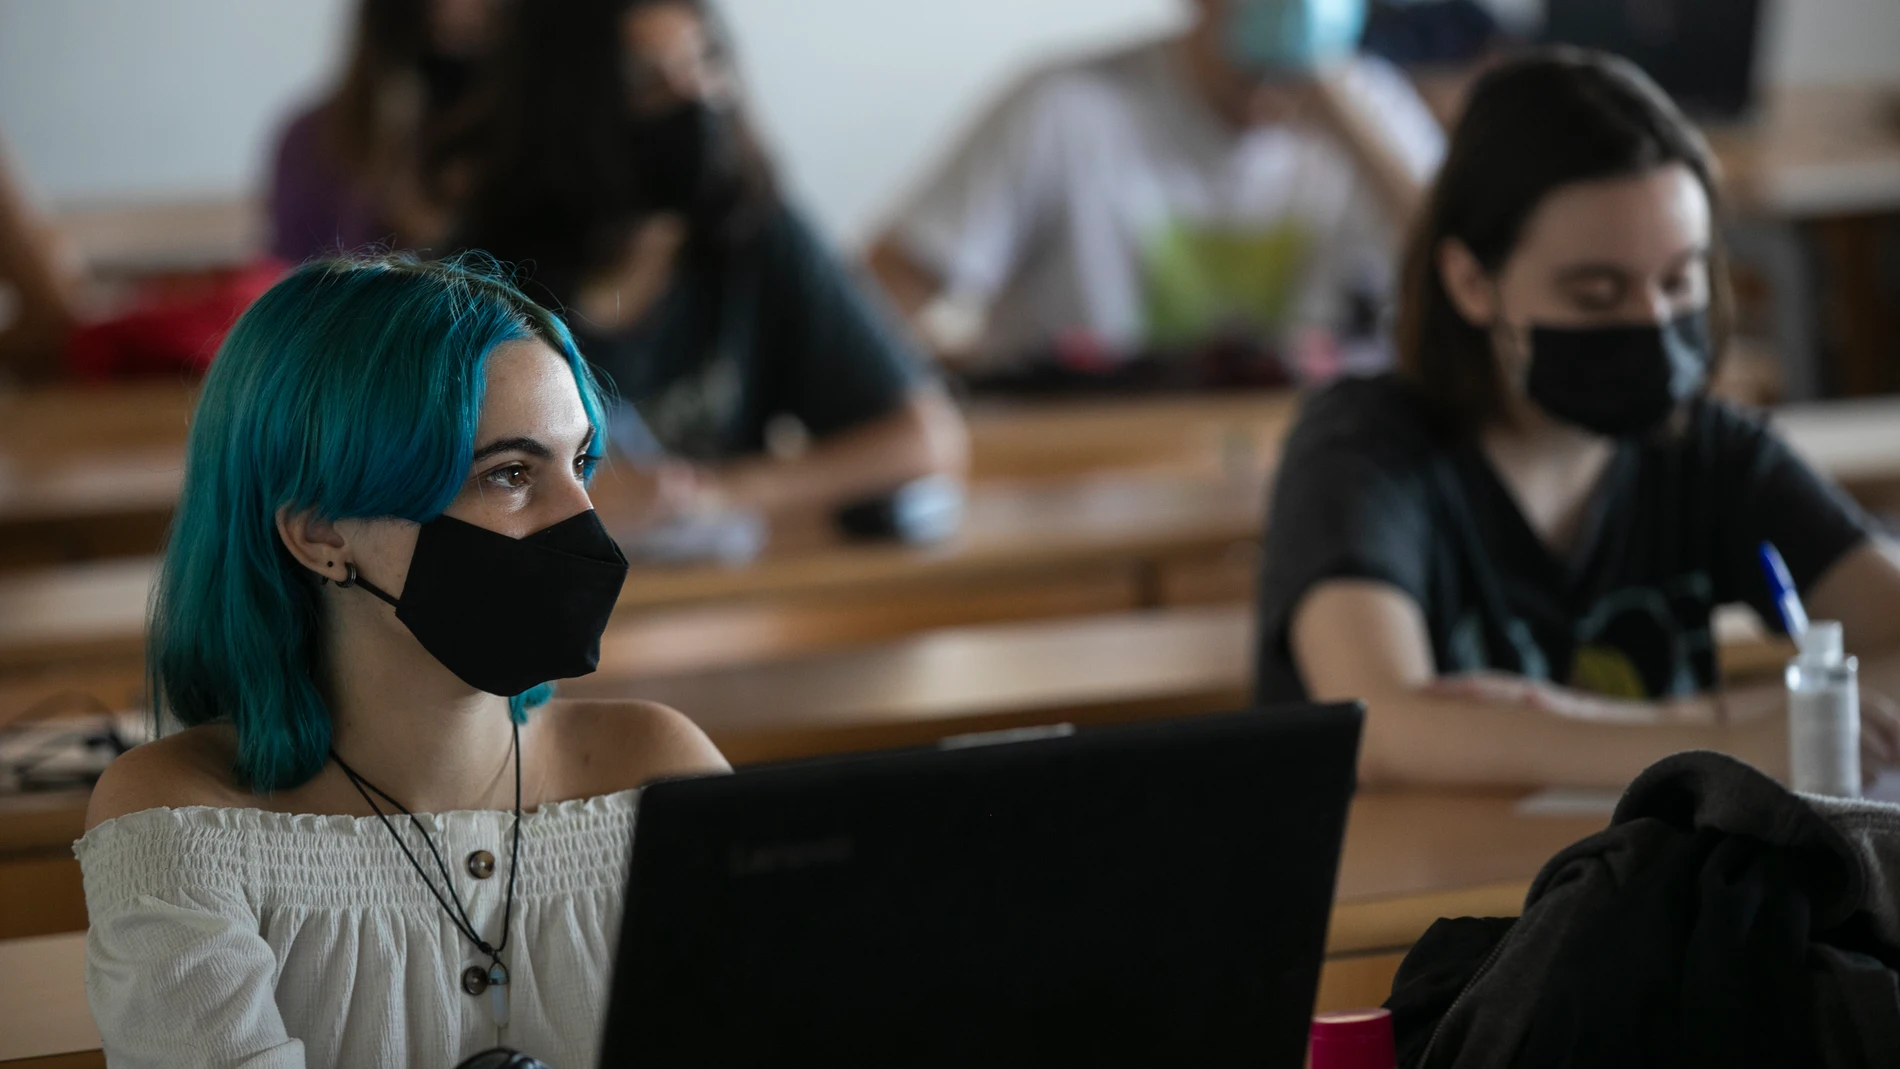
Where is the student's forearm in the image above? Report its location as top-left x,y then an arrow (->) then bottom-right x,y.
866,238 -> 939,325
1351,684 -> 1787,790
714,391 -> 968,515
1309,70 -> 1427,228
865,239 -> 977,369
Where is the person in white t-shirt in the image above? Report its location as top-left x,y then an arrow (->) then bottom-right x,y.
868,0 -> 1446,385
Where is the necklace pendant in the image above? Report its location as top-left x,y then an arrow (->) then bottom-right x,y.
487,961 -> 511,1029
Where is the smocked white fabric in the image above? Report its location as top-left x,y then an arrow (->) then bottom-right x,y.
74,789 -> 639,1069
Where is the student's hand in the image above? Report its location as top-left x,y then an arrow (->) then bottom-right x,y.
574,215 -> 688,331
1714,683 -> 1900,787
591,458 -> 726,533
1296,65 -> 1426,225
1860,687 -> 1900,786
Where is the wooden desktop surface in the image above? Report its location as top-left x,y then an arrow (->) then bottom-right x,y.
0,787 -> 1603,1066
0,602 -> 1787,954
0,389 -> 1894,676
0,386 -> 1291,531
0,470 -> 1267,675
5,379 -> 1899,545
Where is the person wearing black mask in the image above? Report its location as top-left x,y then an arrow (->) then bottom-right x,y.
268,0 -> 494,260
1254,50 -> 1900,789
79,255 -> 729,1067
444,0 -> 966,523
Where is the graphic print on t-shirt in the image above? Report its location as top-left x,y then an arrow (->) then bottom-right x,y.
1570,573 -> 1715,700
1141,219 -> 1312,349
637,350 -> 743,460
1446,573 -> 1717,701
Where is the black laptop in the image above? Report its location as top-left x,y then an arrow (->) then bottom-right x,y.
598,703 -> 1364,1068
1544,0 -> 1766,120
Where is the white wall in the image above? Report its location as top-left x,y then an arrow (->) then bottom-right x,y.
0,0 -> 1895,245
1758,0 -> 1900,88
0,0 -> 350,205
726,0 -> 1182,242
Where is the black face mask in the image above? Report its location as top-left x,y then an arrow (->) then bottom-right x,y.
1524,310 -> 1711,438
418,53 -> 476,115
343,510 -> 630,697
626,100 -> 745,227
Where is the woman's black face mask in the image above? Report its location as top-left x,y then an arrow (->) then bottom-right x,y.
625,99 -> 745,229
341,510 -> 629,697
1523,309 -> 1712,438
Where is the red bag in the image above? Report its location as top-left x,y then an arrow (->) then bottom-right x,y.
66,258 -> 288,380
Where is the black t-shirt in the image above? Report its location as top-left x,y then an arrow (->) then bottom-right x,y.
571,203 -> 923,460
1256,374 -> 1875,704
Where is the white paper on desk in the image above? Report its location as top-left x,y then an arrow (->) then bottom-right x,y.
1515,787 -> 1623,817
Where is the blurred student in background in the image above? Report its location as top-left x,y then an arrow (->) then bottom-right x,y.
268,0 -> 496,261
868,0 -> 1444,390
0,138 -> 81,381
1256,50 -> 1900,789
442,0 -> 966,521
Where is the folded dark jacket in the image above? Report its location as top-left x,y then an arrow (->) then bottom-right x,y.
1387,751 -> 1900,1069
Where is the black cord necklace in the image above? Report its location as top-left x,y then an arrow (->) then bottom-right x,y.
332,720 -> 523,1028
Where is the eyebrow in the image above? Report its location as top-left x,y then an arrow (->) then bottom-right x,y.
470,428 -> 596,465
1552,263 -> 1632,286
1554,245 -> 1710,286
471,437 -> 552,464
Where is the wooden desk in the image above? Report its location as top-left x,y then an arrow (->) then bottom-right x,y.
0,385 -> 1291,566
0,471 -> 1266,677
965,391 -> 1296,483
0,608 -> 1248,942
1708,84 -> 1900,398
1708,84 -> 1900,220
0,603 -> 1783,949
3,390 -> 1893,677
1774,396 -> 1900,509
53,197 -> 261,279
0,384 -> 195,568
585,605 -> 1255,765
0,789 -> 1600,1064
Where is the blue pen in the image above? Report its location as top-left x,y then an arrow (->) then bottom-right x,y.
1759,541 -> 1810,638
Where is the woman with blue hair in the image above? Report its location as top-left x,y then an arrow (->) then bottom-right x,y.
75,254 -> 728,1067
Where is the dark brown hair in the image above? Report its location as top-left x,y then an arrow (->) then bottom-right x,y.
438,0 -> 778,303
1395,48 -> 1734,435
325,0 -> 442,179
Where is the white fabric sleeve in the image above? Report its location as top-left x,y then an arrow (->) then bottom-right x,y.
1294,57 -> 1448,332
885,72 -> 1073,303
1340,56 -> 1447,187
83,864 -> 303,1068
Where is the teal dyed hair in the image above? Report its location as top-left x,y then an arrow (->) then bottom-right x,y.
149,253 -> 609,793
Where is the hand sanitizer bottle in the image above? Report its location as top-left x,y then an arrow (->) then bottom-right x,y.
1787,621 -> 1860,798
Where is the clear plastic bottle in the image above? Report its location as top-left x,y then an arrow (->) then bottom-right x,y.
1787,621 -> 1860,798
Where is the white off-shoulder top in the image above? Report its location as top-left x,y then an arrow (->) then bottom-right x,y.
73,789 -> 640,1069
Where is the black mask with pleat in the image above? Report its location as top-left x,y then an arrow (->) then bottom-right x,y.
625,99 -> 745,228
1524,309 -> 1711,438
344,510 -> 629,697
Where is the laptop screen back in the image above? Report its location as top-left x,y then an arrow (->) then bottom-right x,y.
600,704 -> 1363,1068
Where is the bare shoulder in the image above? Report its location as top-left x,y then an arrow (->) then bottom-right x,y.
86,724 -> 249,831
539,699 -> 730,797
